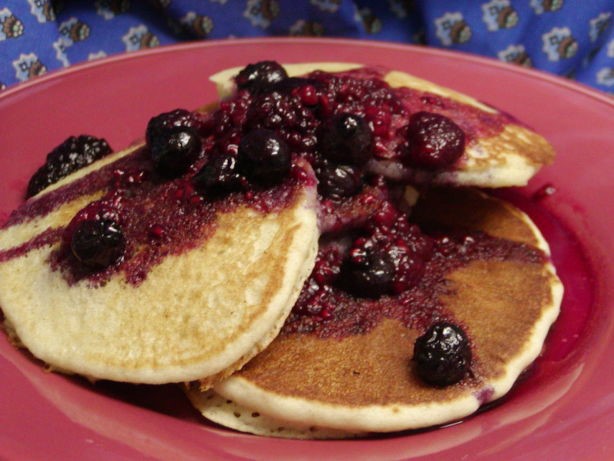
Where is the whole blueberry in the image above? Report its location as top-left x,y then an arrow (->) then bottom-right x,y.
145,109 -> 203,147
317,164 -> 362,199
319,113 -> 373,166
413,322 -> 472,386
238,129 -> 291,186
149,128 -> 201,178
71,219 -> 126,270
339,248 -> 395,298
235,61 -> 288,92
404,112 -> 465,170
193,155 -> 242,197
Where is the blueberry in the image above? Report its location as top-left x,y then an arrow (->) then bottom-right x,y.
317,164 -> 362,199
149,128 -> 201,178
71,219 -> 126,270
235,61 -> 288,92
318,113 -> 373,166
238,129 -> 291,186
339,248 -> 395,298
404,112 -> 465,170
27,135 -> 113,198
193,155 -> 242,197
145,109 -> 203,147
413,322 -> 472,386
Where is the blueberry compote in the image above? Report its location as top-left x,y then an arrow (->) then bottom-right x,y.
284,201 -> 544,340
48,148 -> 310,286
206,65 -> 512,181
4,61 -> 533,387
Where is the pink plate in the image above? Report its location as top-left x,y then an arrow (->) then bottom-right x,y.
1,38 -> 613,460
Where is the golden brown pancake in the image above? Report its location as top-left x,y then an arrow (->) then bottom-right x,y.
212,63 -> 554,188
188,188 -> 563,437
0,142 -> 319,384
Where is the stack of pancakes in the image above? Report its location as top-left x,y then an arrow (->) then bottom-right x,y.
0,63 -> 562,438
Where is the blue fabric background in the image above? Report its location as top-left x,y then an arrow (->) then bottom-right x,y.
0,1 -> 612,93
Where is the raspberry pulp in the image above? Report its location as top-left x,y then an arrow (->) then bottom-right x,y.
337,206 -> 433,298
404,111 -> 465,170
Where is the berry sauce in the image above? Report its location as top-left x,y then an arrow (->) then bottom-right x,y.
205,67 -> 511,168
0,142 -> 311,286
51,157 -> 308,286
284,204 -> 545,339
2,65 -> 519,297
4,149 -> 149,228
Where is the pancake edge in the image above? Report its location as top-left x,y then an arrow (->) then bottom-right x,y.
192,193 -> 563,433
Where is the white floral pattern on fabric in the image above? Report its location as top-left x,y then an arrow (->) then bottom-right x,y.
0,0 -> 612,93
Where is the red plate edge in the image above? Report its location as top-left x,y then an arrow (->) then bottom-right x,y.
0,38 -> 613,461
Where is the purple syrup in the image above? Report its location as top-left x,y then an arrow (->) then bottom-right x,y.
473,386 -> 495,404
0,228 -> 64,263
0,66 -> 537,293
2,148 -> 152,229
284,218 -> 545,340
0,142 -> 309,286
51,164 -> 306,287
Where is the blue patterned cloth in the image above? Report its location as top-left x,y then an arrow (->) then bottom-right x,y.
1,1 -> 612,93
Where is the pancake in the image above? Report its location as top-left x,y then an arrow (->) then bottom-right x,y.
211,63 -> 554,188
0,141 -> 319,385
188,389 -> 364,439
188,188 -> 563,437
